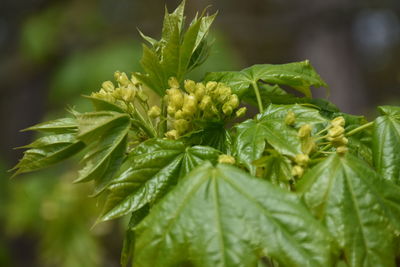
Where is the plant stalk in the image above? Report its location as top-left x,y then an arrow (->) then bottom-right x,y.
252,82 -> 264,113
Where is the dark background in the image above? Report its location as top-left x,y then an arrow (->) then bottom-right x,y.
1,0 -> 399,266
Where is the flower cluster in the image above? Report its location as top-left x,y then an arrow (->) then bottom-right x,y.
91,71 -> 148,109
327,116 -> 348,154
164,77 -> 246,139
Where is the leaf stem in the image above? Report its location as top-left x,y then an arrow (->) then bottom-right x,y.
252,82 -> 264,113
345,121 -> 374,137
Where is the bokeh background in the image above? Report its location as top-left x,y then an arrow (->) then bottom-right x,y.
1,0 -> 399,266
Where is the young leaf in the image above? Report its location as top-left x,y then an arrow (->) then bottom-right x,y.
133,162 -> 335,267
372,105 -> 400,184
205,60 -> 327,98
21,117 -> 77,133
13,117 -> 85,176
75,111 -> 130,194
12,133 -> 85,176
297,153 -> 400,267
98,139 -> 220,222
234,104 -> 327,174
135,1 -> 216,95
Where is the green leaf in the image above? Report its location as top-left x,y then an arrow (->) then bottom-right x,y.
253,150 -> 293,190
297,153 -> 400,267
98,139 -> 220,222
12,133 -> 85,176
22,117 -> 77,133
75,111 -> 130,194
205,60 -> 327,98
136,1 -> 216,95
133,162 -> 334,267
234,104 -> 327,175
84,95 -> 126,113
121,205 -> 149,267
373,105 -> 400,184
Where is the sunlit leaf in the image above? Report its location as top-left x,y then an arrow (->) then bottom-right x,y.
98,139 -> 220,222
297,153 -> 400,267
133,162 -> 335,267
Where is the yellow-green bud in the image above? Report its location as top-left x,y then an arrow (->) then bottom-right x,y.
328,125 -> 345,138
184,80 -> 196,93
236,107 -> 247,118
165,129 -> 179,140
167,88 -> 184,109
218,154 -> 236,164
194,83 -> 205,100
215,85 -> 232,103
206,81 -> 218,93
294,154 -> 309,166
174,119 -> 190,134
131,74 -> 141,86
336,146 -> 348,155
291,165 -> 304,177
112,87 -> 123,99
114,71 -> 130,86
285,110 -> 296,126
227,94 -> 239,109
102,81 -> 115,92
199,95 -> 212,111
174,110 -> 184,119
298,124 -> 312,138
148,105 -> 161,118
182,94 -> 197,115
222,103 -> 233,116
121,86 -> 136,102
302,139 -> 316,154
331,116 -> 345,127
167,105 -> 176,116
168,77 -> 180,88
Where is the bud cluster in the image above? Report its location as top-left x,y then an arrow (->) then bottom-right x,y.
327,116 -> 348,154
164,77 -> 246,139
91,71 -> 148,109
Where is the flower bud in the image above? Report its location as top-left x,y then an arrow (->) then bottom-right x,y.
285,110 -> 296,126
206,81 -> 218,93
184,80 -> 196,93
114,71 -> 130,86
331,116 -> 345,127
131,74 -> 141,86
102,81 -> 115,92
194,83 -> 205,100
165,129 -> 179,140
174,119 -> 190,134
222,103 -> 233,116
328,126 -> 345,138
215,85 -> 232,103
199,95 -> 212,111
227,94 -> 239,109
182,94 -> 197,115
218,154 -> 236,164
168,77 -> 180,88
167,105 -> 176,116
291,165 -> 304,177
148,105 -> 161,118
294,154 -> 309,166
336,146 -> 348,155
298,124 -> 312,138
167,88 -> 184,109
302,139 -> 316,154
174,110 -> 184,120
236,107 -> 247,118
121,87 -> 135,102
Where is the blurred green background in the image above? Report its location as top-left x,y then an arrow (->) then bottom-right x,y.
0,0 -> 399,266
